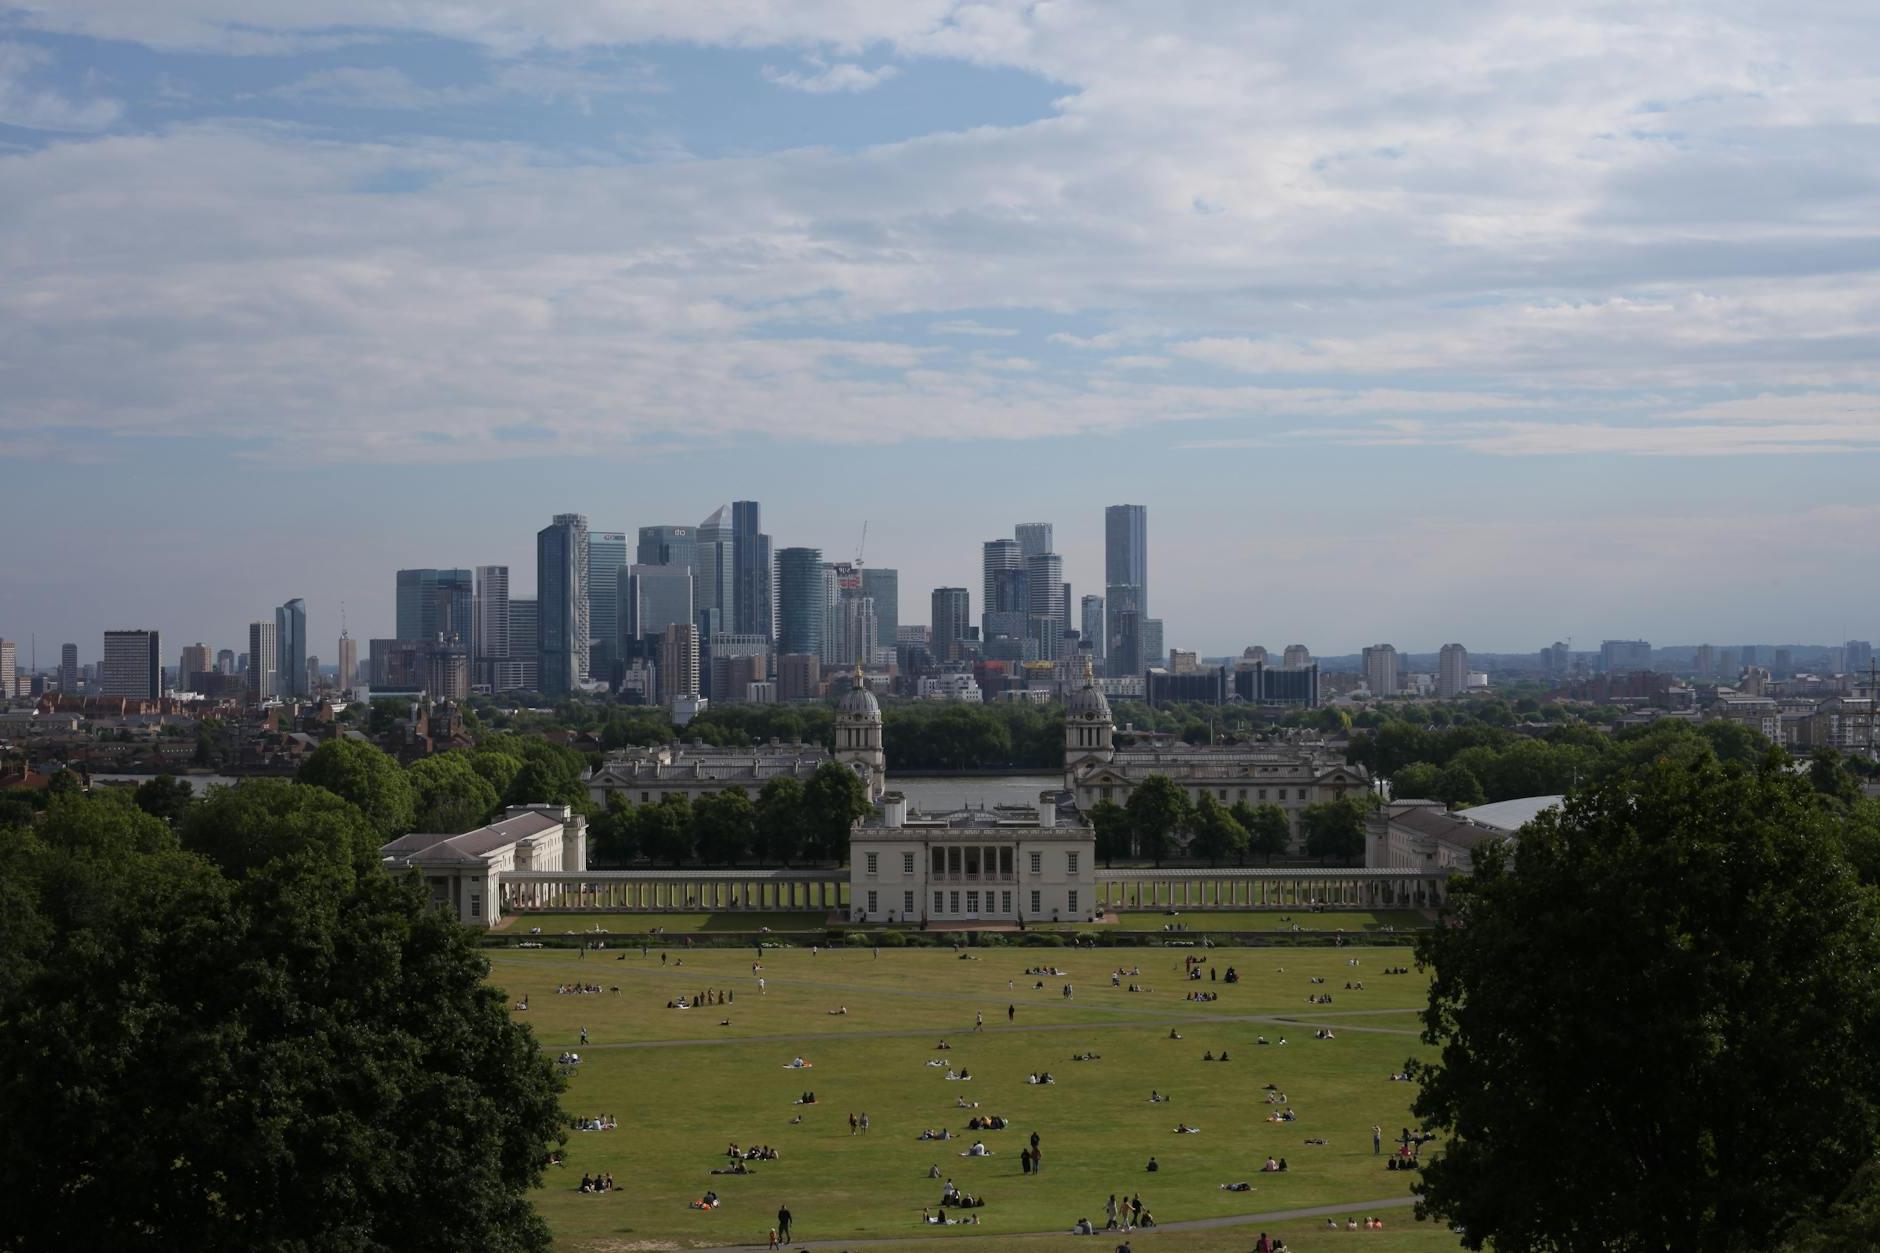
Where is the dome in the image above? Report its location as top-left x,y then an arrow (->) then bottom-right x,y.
1067,678 -> 1111,721
839,666 -> 880,718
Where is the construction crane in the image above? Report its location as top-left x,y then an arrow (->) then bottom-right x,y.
854,520 -> 868,569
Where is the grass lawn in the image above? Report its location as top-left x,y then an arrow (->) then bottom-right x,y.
486,945 -> 1452,1252
497,912 -> 832,935
1111,910 -> 1430,934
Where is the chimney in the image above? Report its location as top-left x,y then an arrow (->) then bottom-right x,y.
1036,792 -> 1057,828
880,792 -> 907,828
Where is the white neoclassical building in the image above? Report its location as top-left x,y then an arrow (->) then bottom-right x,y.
380,804 -> 587,928
1366,795 -> 1563,874
848,790 -> 1098,926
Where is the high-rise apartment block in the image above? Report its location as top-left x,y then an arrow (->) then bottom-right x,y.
1600,639 -> 1652,672
1282,644 -> 1312,669
474,565 -> 511,684
1104,504 -> 1148,677
732,500 -> 773,641
60,642 -> 78,691
775,547 -> 825,660
395,569 -> 473,647
623,564 -> 695,653
337,633 -> 358,693
0,640 -> 16,699
276,597 -> 307,697
932,587 -> 971,661
1362,643 -> 1399,697
179,643 -> 212,689
1014,522 -> 1054,559
1437,643 -> 1469,698
537,514 -> 589,695
1847,640 -> 1875,674
101,630 -> 161,699
247,621 -> 278,699
505,598 -> 539,691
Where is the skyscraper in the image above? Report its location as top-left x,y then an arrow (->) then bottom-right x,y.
0,640 -> 15,699
537,513 -> 589,696
102,630 -> 161,699
337,632 -> 358,693
1437,643 -> 1469,699
505,598 -> 539,691
179,642 -> 212,687
214,648 -> 235,677
1081,594 -> 1105,666
247,621 -> 277,699
474,565 -> 511,682
637,524 -> 696,570
696,507 -> 736,620
657,624 -> 700,703
623,565 -> 695,648
1026,552 -> 1065,648
1363,644 -> 1400,697
1282,643 -> 1312,669
60,642 -> 78,691
830,596 -> 878,668
931,588 -> 971,661
586,532 -> 629,678
1600,639 -> 1653,672
981,538 -> 1022,630
1105,504 -> 1148,677
776,547 -> 825,660
276,597 -> 307,697
1015,522 -> 1054,559
394,569 -> 473,646
861,567 -> 899,652
732,500 -> 773,641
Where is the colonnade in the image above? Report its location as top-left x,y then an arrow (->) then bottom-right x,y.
502,872 -> 846,913
1095,870 -> 1444,910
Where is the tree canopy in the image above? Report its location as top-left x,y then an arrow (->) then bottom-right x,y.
297,738 -> 416,837
1412,755 -> 1880,1250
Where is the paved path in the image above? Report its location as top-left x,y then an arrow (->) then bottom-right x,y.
690,1195 -> 1420,1250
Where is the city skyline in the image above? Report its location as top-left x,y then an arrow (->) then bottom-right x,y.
3,5 -> 1878,662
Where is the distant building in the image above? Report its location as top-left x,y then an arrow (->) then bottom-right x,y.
248,621 -> 279,699
1026,552 -> 1065,651
505,598 -> 539,691
1600,639 -> 1652,672
396,569 -> 473,650
981,539 -> 1023,643
60,643 -> 79,691
1015,522 -> 1053,559
102,629 -> 162,700
931,587 -> 971,662
657,624 -> 700,704
775,547 -> 825,660
732,500 -> 773,642
1282,644 -> 1312,669
1362,644 -> 1399,696
1437,643 -> 1469,699
179,643 -> 212,690
0,640 -> 15,699
586,531 -> 629,677
537,514 -> 589,695
380,805 -> 587,929
1845,640 -> 1874,675
1145,665 -> 1227,705
777,652 -> 822,702
474,565 -> 511,684
1105,504 -> 1147,676
276,598 -> 308,697
1233,661 -> 1321,707
623,565 -> 695,657
1081,595 -> 1105,668
1169,649 -> 1200,674
337,633 -> 358,694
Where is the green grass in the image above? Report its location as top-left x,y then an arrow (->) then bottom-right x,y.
498,911 -> 832,935
486,945 -> 1453,1251
1113,910 -> 1430,933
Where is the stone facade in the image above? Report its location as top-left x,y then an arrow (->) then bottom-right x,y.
380,804 -> 587,928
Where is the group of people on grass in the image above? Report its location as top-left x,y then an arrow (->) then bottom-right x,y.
572,1114 -> 616,1131
577,1172 -> 616,1193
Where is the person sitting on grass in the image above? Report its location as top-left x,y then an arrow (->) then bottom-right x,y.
963,1140 -> 991,1156
1073,1217 -> 1096,1235
1219,1182 -> 1251,1191
1145,1156 -> 1159,1172
1262,1157 -> 1281,1172
1168,1028 -> 1182,1040
1174,1123 -> 1198,1134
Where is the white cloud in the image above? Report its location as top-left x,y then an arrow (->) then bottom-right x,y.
929,319 -> 1018,336
762,61 -> 899,93
0,41 -> 121,131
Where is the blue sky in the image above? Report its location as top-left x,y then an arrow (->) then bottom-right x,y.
4,1 -> 1880,663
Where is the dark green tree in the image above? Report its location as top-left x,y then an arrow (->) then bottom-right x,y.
133,773 -> 195,824
754,776 -> 807,866
1434,762 -> 1486,810
407,751 -> 501,833
1124,775 -> 1190,867
693,786 -> 756,865
1412,758 -> 1880,1250
1390,761 -> 1442,800
802,761 -> 872,863
1241,802 -> 1293,864
0,792 -> 566,1251
1300,795 -> 1367,863
297,738 -> 416,837
638,794 -> 695,867
1188,794 -> 1248,866
1088,798 -> 1131,866
588,792 -> 641,867
183,778 -> 384,878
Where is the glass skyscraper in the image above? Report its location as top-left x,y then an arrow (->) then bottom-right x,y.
586,532 -> 628,677
732,499 -> 773,641
275,597 -> 307,697
1104,504 -> 1148,676
537,514 -> 588,695
860,566 -> 899,651
775,547 -> 825,660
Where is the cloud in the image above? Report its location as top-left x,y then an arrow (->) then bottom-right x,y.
268,58 -> 661,109
0,41 -> 122,131
762,61 -> 899,93
929,319 -> 1018,336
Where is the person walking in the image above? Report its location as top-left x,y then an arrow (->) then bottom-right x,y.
1007,1003 -> 1015,1022
860,1112 -> 870,1134
579,1026 -> 588,1045
1373,1124 -> 1382,1155
1106,1194 -> 1119,1229
849,1112 -> 858,1136
1020,1147 -> 1032,1174
768,1226 -> 780,1249
975,1011 -> 983,1032
777,1203 -> 792,1242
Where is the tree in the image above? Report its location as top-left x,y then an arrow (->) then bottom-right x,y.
1434,762 -> 1485,810
133,774 -> 195,825
1187,794 -> 1248,866
1411,758 -> 1880,1250
0,792 -> 566,1250
183,778 -> 383,879
1124,775 -> 1190,867
1299,796 -> 1366,863
802,762 -> 872,863
588,792 -> 641,867
693,787 -> 755,865
297,738 -> 416,837
1088,799 -> 1130,867
407,752 -> 501,834
1390,761 -> 1442,800
638,794 -> 694,867
1241,802 -> 1292,864
754,777 -> 807,866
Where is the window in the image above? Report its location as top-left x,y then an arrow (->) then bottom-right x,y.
967,891 -> 979,914
1067,852 -> 1079,874
903,852 -> 915,874
867,890 -> 878,913
470,893 -> 481,918
1258,788 -> 1267,800
1002,891 -> 1012,913
904,891 -> 915,914
933,891 -> 944,915
865,852 -> 879,874
1030,890 -> 1042,913
1239,789 -> 1247,802
1068,890 -> 1079,913
641,792 -> 650,803
1029,851 -> 1042,874
950,891 -> 961,914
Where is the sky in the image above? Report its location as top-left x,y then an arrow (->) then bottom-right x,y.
4,1 -> 1880,663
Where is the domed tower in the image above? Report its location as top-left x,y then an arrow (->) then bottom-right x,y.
834,663 -> 886,799
1064,656 -> 1115,786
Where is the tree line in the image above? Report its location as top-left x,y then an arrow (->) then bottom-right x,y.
586,763 -> 873,868
1085,775 -> 1372,867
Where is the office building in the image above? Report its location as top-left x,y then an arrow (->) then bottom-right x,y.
1142,620 -> 1164,676
305,655 -> 321,694
776,547 -> 825,660
1773,648 -> 1793,678
337,633 -> 358,694
1146,665 -> 1228,705
0,640 -> 14,698
777,652 -> 822,702
586,531 -> 629,677
696,507 -> 736,620
1110,608 -> 1142,679
214,648 -> 235,677
656,624 -> 700,704
60,643 -> 78,691
179,643 -> 212,690
1282,644 -> 1312,669
505,598 -> 539,691
1363,644 -> 1400,697
1848,641 -> 1875,675
932,587 -> 971,661
711,651 -> 768,705
1104,504 -> 1148,677
861,567 -> 899,651
474,565 -> 511,683
829,596 -> 879,668
622,564 -> 695,656
1234,660 -> 1321,707
1600,639 -> 1653,672
638,524 -> 696,570
247,622 -> 278,699
1015,522 -> 1054,560
1693,644 -> 1714,677
100,630 -> 161,699
1437,643 -> 1469,699
424,642 -> 470,702
276,597 -> 308,697
1081,595 -> 1105,667
395,569 -> 474,648
537,514 -> 589,695
982,539 -> 1022,636
732,500 -> 773,641
1026,552 -> 1065,648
